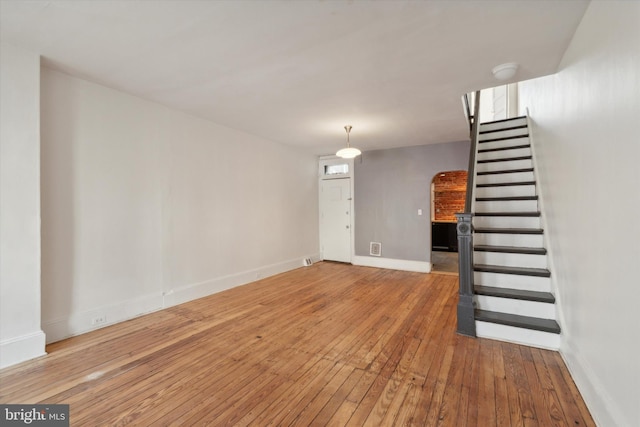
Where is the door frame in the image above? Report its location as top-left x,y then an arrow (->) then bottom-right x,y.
318,155 -> 355,263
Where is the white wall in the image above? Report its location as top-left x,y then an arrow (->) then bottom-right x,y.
40,68 -> 319,344
518,2 -> 640,426
0,43 -> 46,368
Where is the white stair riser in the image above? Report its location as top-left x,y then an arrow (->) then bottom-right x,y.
479,128 -> 529,141
474,251 -> 547,269
475,185 -> 536,198
475,199 -> 538,212
474,233 -> 544,248
475,295 -> 556,319
477,147 -> 531,161
477,159 -> 533,173
480,118 -> 528,131
479,118 -> 527,132
473,216 -> 541,228
474,271 -> 551,292
476,171 -> 535,185
478,136 -> 529,151
476,321 -> 560,350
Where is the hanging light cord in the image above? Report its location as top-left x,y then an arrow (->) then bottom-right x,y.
336,125 -> 360,159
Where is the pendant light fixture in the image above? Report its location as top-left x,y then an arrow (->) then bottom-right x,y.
336,125 -> 361,159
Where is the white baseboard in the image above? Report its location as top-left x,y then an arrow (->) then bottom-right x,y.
0,330 -> 47,369
41,254 -> 320,345
560,341 -> 625,427
42,292 -> 164,344
164,254 -> 321,307
352,255 -> 431,273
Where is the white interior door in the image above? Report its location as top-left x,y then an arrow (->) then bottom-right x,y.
320,178 -> 351,263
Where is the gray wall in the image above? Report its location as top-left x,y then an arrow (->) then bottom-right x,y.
354,141 -> 469,262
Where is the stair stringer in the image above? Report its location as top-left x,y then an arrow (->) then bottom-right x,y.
524,113 -> 566,341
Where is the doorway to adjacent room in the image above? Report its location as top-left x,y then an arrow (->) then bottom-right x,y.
431,170 -> 467,274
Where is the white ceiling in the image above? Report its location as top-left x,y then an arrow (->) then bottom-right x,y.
0,0 -> 589,155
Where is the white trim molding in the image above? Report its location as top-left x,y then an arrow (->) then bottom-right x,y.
42,293 -> 164,344
41,254 -> 320,344
352,255 -> 431,273
0,330 -> 47,369
560,342 -> 624,427
164,254 -> 321,307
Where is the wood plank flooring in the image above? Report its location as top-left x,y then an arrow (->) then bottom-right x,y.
0,262 -> 594,426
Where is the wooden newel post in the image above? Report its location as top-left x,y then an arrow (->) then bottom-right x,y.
455,213 -> 476,337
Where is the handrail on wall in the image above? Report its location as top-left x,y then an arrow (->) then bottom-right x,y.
455,90 -> 481,337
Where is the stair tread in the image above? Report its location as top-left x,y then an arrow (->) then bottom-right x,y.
474,285 -> 555,303
480,116 -> 527,125
474,211 -> 540,217
477,181 -> 536,187
479,135 -> 530,143
477,168 -> 534,176
478,155 -> 532,164
475,309 -> 560,334
478,144 -> 530,153
474,245 -> 547,255
474,227 -> 544,234
476,196 -> 538,201
479,125 -> 528,135
474,264 -> 551,277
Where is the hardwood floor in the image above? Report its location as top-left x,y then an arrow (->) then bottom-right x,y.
0,262 -> 594,426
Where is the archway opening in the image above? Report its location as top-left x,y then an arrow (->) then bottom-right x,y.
431,170 -> 467,274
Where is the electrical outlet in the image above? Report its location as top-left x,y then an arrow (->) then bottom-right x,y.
92,315 -> 106,325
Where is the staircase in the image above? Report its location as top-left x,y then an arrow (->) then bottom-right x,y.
471,116 -> 560,349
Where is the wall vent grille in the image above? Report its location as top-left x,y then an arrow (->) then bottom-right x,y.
370,242 -> 382,257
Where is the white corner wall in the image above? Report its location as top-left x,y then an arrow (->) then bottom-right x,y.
40,68 -> 319,344
518,2 -> 640,426
0,43 -> 46,368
